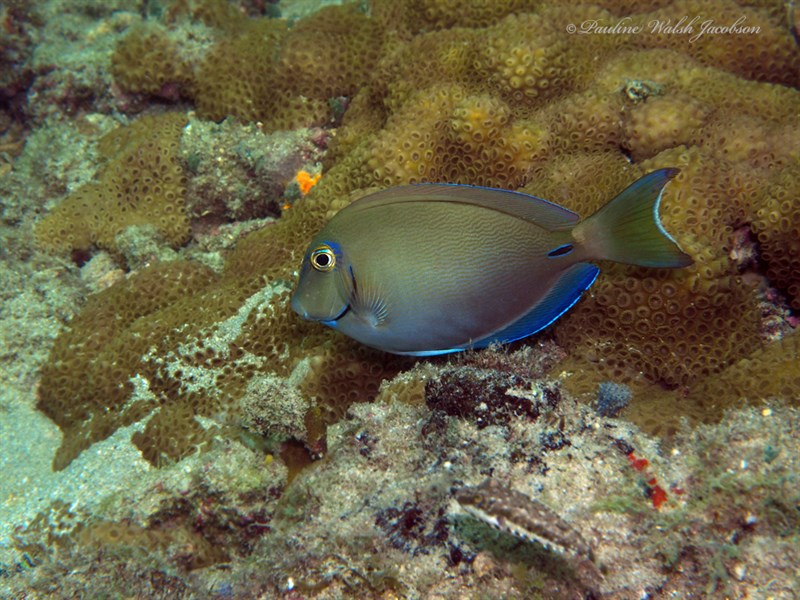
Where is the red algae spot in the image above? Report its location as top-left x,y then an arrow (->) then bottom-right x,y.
626,451 -> 669,509
627,452 -> 650,472
650,484 -> 668,509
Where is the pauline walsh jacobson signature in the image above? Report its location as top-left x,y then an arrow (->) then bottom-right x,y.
566,15 -> 760,43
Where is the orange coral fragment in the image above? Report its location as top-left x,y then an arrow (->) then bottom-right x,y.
295,170 -> 321,195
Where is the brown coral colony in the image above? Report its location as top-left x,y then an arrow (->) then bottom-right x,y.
35,0 -> 800,469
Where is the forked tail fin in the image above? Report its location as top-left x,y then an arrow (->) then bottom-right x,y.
574,168 -> 693,268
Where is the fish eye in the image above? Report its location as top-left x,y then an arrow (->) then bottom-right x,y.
310,246 -> 336,272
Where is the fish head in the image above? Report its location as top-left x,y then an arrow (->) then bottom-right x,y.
291,238 -> 353,323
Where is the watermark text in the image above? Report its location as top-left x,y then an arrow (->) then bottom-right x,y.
566,15 -> 760,43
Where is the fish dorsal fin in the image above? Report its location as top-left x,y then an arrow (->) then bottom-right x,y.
347,183 -> 580,231
470,262 -> 600,349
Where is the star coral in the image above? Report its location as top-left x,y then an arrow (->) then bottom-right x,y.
110,23 -> 192,99
34,112 -> 190,259
189,3 -> 383,130
35,0 -> 800,471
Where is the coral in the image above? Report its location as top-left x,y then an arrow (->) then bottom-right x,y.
179,117 -> 327,224
13,325 -> 800,599
34,0 -> 800,474
688,332 -> 800,410
405,0 -> 540,30
34,112 -> 190,259
546,90 -> 627,155
192,4 -> 383,130
595,382 -> 632,417
281,5 -> 384,101
752,164 -> 800,310
36,204 -> 409,469
9,7 -> 800,599
36,259 -> 220,469
191,17 -> 288,123
110,23 -> 192,99
190,0 -> 250,32
296,339 -> 412,433
639,0 -> 800,86
474,13 -> 577,106
354,83 -> 549,189
622,94 -> 710,161
360,84 -> 467,186
371,27 -> 479,114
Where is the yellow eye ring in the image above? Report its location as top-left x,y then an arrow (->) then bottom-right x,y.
310,246 -> 336,272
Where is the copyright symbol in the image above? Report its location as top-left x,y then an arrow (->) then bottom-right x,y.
566,23 -> 577,34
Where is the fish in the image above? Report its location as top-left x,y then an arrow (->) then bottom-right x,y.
451,478 -> 594,560
291,168 -> 692,356
451,478 -> 604,591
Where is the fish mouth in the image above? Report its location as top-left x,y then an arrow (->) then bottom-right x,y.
292,289 -> 349,323
321,303 -> 350,326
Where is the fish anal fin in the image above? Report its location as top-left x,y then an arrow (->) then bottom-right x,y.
472,263 -> 600,349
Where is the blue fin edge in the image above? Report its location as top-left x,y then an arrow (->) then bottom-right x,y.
395,263 -> 600,356
471,262 -> 600,349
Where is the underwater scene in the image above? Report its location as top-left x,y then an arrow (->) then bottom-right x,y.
1,0 -> 799,597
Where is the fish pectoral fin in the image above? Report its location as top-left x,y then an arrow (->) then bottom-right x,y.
471,262 -> 600,348
350,272 -> 389,328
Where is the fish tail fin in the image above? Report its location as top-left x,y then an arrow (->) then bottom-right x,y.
575,168 -> 693,268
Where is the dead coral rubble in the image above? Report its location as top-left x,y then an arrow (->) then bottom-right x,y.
15,359 -> 800,597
